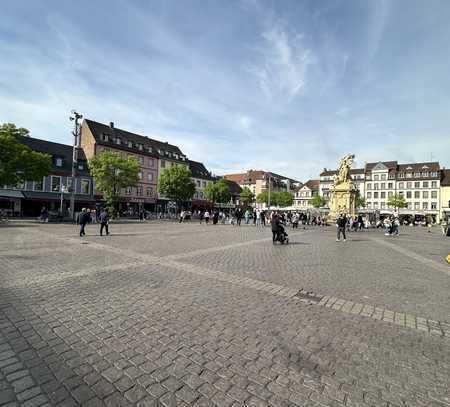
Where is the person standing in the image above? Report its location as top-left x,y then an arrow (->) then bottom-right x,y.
260,210 -> 266,227
336,213 -> 347,242
204,210 -> 210,224
271,213 -> 280,243
99,208 -> 110,236
40,206 -> 48,223
78,208 -> 90,237
236,208 -> 242,226
199,210 -> 204,224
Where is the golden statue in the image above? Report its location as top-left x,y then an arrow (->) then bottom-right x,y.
328,154 -> 357,221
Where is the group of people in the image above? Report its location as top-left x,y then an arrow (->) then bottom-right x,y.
77,208 -> 110,237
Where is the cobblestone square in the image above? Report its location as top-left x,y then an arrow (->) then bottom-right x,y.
1,221 -> 449,406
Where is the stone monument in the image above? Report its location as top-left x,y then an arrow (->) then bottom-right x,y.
328,154 -> 357,221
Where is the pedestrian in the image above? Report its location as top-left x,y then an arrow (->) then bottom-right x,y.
336,213 -> 347,242
260,210 -> 266,226
253,210 -> 257,226
204,210 -> 210,224
78,208 -> 90,237
40,206 -> 48,223
271,213 -> 280,243
236,209 -> 242,226
99,208 -> 110,236
199,210 -> 204,224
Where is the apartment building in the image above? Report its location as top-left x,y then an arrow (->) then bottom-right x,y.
294,180 -> 319,210
319,168 -> 365,202
440,169 -> 450,222
80,119 -> 187,214
188,160 -> 214,200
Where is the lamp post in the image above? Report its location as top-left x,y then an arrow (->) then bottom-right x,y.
60,185 -> 67,214
69,110 -> 83,221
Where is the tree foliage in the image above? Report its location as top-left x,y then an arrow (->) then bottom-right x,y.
311,195 -> 326,208
89,152 -> 139,215
276,191 -> 294,207
157,165 -> 196,208
355,195 -> 366,208
256,191 -> 269,204
0,123 -> 52,186
204,178 -> 231,204
387,193 -> 407,210
239,187 -> 255,206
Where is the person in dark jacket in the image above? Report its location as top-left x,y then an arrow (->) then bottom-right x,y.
99,209 -> 110,236
271,213 -> 280,243
78,208 -> 90,237
336,213 -> 347,241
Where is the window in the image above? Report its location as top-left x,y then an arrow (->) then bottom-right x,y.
374,175 -> 379,181
380,192 -> 386,199
422,202 -> 428,210
431,202 -> 437,210
422,172 -> 429,177
161,160 -> 166,168
78,162 -> 85,171
147,173 -> 153,182
138,156 -> 144,165
381,202 -> 385,209
373,202 -> 379,209
388,191 -> 393,198
407,202 -> 412,209
388,182 -> 393,189
414,181 -> 420,188
138,144 -> 143,151
406,173 -> 412,178
430,171 -> 437,177
407,182 -> 412,189
367,202 -> 371,209
422,191 -> 428,199
202,181 -> 207,188
149,158 -> 154,167
398,172 -> 404,178
366,183 -> 372,190
398,182 -> 404,189
81,179 -> 90,195
51,176 -> 61,192
138,172 -> 142,180
128,141 -> 133,148
414,172 -> 421,177
399,191 -> 404,197
431,181 -> 437,188
406,191 -> 412,198
116,138 -> 121,145
102,134 -> 109,141
34,178 -> 44,191
374,192 -> 379,198
431,191 -> 437,199
196,180 -> 201,187
146,186 -> 153,196
380,183 -> 385,189
67,178 -> 74,192
199,191 -> 204,199
422,181 -> 428,188
388,173 -> 395,179
55,157 -> 63,167
126,186 -> 132,195
381,174 -> 386,180
137,186 -> 143,196
414,191 -> 420,199
366,192 -> 372,199
414,202 -> 420,209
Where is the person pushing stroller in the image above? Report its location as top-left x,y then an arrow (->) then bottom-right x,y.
271,213 -> 289,244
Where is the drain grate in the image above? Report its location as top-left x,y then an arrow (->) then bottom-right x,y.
294,289 -> 323,304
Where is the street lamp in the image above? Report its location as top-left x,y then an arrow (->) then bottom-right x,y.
69,110 -> 83,220
60,185 -> 67,214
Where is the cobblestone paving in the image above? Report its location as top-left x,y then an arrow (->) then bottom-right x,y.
0,221 -> 449,407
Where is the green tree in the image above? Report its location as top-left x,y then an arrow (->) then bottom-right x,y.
276,191 -> 294,207
239,187 -> 255,206
355,195 -> 366,209
88,152 -> 139,216
256,190 -> 269,205
204,178 -> 231,204
387,193 -> 407,211
311,195 -> 326,208
0,123 -> 52,186
157,164 -> 196,210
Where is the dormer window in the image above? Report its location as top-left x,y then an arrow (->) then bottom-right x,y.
138,144 -> 143,151
116,138 -> 121,145
55,157 -> 63,167
147,146 -> 153,153
102,133 -> 109,141
78,162 -> 85,171
128,141 -> 133,148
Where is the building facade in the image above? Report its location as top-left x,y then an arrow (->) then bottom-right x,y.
80,119 -> 188,214
294,180 -> 319,210
0,136 -> 94,217
440,169 -> 450,222
319,168 -> 365,203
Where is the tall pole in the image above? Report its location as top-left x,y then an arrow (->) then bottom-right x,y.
268,174 -> 271,209
69,111 -> 83,221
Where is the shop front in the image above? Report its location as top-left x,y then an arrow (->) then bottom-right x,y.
0,189 -> 24,217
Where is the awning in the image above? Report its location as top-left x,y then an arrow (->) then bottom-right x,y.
22,191 -> 95,202
0,189 -> 25,199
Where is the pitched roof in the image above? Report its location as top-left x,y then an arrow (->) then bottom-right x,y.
188,160 -> 214,180
365,161 -> 398,171
397,162 -> 440,172
18,136 -> 88,174
224,170 -> 300,184
222,179 -> 243,195
223,173 -> 246,183
303,179 -> 320,190
84,119 -> 185,160
441,169 -> 450,186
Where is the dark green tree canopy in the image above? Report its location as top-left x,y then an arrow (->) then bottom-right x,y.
311,195 -> 326,208
204,178 -> 231,204
239,187 -> 255,205
88,152 -> 140,215
276,191 -> 294,207
157,165 -> 196,206
0,123 -> 51,186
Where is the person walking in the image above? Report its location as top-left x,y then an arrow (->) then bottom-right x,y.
336,213 -> 347,242
40,206 -> 48,223
260,210 -> 266,226
236,208 -> 242,226
271,213 -> 280,243
99,208 -> 110,236
199,210 -> 204,224
204,210 -> 210,224
78,208 -> 90,237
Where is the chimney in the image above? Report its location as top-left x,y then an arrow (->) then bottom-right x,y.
109,122 -> 114,128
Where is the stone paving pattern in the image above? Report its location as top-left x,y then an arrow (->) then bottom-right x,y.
0,221 -> 449,407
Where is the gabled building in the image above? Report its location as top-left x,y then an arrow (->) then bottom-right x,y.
80,119 -> 188,214
294,180 -> 319,210
441,169 -> 450,222
0,136 -> 94,217
188,160 -> 214,201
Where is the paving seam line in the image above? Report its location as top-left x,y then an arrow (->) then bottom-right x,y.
25,228 -> 450,339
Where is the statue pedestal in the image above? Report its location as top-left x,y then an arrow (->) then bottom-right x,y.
328,181 -> 357,221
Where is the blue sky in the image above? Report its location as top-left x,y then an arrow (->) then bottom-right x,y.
1,0 -> 450,180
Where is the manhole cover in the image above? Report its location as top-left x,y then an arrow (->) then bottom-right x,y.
294,289 -> 323,304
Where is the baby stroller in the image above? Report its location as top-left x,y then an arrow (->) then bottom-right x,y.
274,224 -> 289,244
